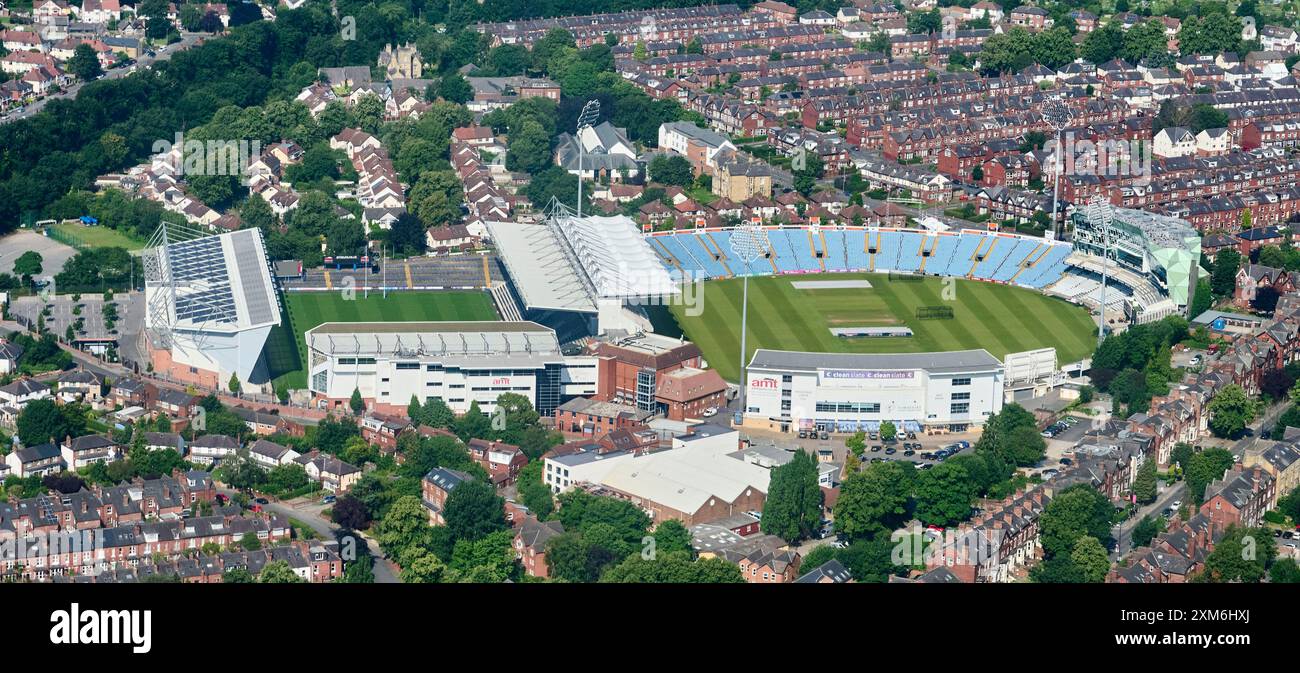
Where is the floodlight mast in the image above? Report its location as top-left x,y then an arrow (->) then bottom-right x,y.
575,100 -> 601,219
1042,94 -> 1075,241
1086,195 -> 1114,345
729,223 -> 772,428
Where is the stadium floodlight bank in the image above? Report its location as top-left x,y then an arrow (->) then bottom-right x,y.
304,320 -> 598,416
742,348 -> 1004,435
143,227 -> 281,391
1069,206 -> 1201,310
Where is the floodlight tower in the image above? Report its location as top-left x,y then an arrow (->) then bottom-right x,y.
729,223 -> 772,427
1086,194 -> 1114,345
575,99 -> 601,219
1042,94 -> 1075,241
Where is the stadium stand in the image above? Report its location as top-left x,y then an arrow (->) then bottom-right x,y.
646,227 -> 1077,291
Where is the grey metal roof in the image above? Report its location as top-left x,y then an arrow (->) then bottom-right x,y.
747,348 -> 1002,375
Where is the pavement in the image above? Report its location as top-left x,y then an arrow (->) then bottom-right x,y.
1,32 -> 207,125
0,231 -> 78,278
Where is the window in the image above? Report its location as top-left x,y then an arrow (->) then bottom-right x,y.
950,403 -> 969,414
952,377 -> 971,386
951,392 -> 970,401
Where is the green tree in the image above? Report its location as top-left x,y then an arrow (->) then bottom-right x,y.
13,250 -> 42,279
239,531 -> 262,551
1131,515 -> 1165,548
349,387 -> 365,415
1206,384 -> 1254,438
376,495 -> 433,558
227,373 -> 240,395
1186,447 -> 1236,501
879,420 -> 896,441
68,44 -> 103,81
1211,248 -> 1240,297
443,478 -> 506,542
399,548 -> 448,583
913,462 -> 974,526
648,154 -> 694,187
1133,458 -> 1158,505
651,519 -> 693,557
1197,526 -> 1274,582
760,450 -> 824,542
1070,535 -> 1110,583
834,460 -> 915,539
1039,484 -> 1114,559
1270,558 -> 1300,583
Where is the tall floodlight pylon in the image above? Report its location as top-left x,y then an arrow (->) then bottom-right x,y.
729,223 -> 772,427
1042,94 -> 1075,241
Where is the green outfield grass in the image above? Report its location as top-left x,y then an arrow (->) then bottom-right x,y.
669,273 -> 1098,382
267,290 -> 499,389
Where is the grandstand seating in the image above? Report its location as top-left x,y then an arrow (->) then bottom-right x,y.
822,230 -> 850,272
990,238 -> 1040,282
646,227 -> 1078,291
895,231 -> 924,272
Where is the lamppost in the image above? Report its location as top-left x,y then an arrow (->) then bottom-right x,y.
1086,194 -> 1114,345
729,223 -> 771,428
575,100 -> 601,219
1042,94 -> 1075,241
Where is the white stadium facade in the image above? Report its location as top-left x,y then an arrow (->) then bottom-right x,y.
305,321 -> 597,416
743,349 -> 1005,435
143,227 -> 282,392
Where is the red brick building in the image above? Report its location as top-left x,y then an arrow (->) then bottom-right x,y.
586,334 -> 704,411
654,366 -> 728,421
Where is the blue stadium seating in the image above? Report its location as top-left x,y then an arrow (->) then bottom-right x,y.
924,235 -> 960,275
875,231 -> 902,272
895,232 -> 924,272
945,233 -> 984,277
844,230 -> 868,270
990,239 -> 1040,282
973,237 -> 1015,279
647,229 -> 1072,290
822,230 -> 849,272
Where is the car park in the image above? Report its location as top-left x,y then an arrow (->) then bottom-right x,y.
871,445 -> 882,452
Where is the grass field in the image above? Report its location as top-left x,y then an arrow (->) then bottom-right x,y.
669,273 -> 1097,382
267,290 -> 499,389
50,223 -> 147,251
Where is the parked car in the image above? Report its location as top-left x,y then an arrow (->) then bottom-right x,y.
322,495 -> 336,505
871,445 -> 882,452
798,431 -> 808,439
1059,458 -> 1073,466
702,407 -> 718,418
903,449 -> 915,457
819,431 -> 830,440
254,497 -> 269,505
885,447 -> 897,455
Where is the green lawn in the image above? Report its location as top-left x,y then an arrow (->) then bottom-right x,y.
50,223 -> 147,251
268,290 -> 499,389
669,273 -> 1097,382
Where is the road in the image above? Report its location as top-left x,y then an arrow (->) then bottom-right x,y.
2,32 -> 206,124
220,488 -> 401,583
1112,480 -> 1186,558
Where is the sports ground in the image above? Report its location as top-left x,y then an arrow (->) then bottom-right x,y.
266,290 -> 499,389
669,273 -> 1098,382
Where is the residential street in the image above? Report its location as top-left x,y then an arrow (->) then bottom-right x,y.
1112,480 -> 1186,558
220,488 -> 401,583
2,32 -> 207,124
